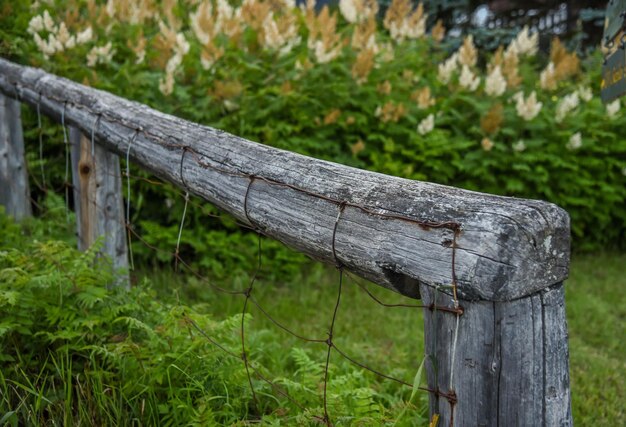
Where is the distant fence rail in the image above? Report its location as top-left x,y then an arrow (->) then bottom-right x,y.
0,57 -> 572,426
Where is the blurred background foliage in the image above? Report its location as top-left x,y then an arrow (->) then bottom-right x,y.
0,0 -> 624,279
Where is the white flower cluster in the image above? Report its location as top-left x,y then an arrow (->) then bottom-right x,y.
339,0 -> 378,24
169,33 -> 191,74
481,137 -> 494,151
512,140 -> 526,152
105,0 -> 116,18
513,91 -> 542,121
192,0 -> 304,65
437,53 -> 458,84
27,10 -> 56,34
606,99 -> 620,119
158,21 -> 191,95
566,132 -> 582,151
386,4 -> 427,43
263,13 -> 301,57
539,62 -> 556,90
216,0 -> 238,34
191,0 -> 241,45
417,114 -> 434,135
28,10 -> 92,59
86,42 -> 115,67
437,35 -> 478,85
191,2 -> 214,46
355,33 -> 382,55
311,40 -> 341,64
388,17 -> 426,42
459,65 -> 480,91
508,26 -> 538,57
555,92 -> 579,123
484,65 -> 506,97
577,86 -> 593,102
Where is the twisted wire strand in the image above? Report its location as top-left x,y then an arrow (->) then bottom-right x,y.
8,85 -> 467,425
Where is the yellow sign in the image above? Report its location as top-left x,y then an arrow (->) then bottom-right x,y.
601,49 -> 626,102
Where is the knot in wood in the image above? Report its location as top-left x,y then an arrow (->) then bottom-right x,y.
79,162 -> 91,176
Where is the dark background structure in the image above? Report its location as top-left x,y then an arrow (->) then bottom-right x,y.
435,0 -> 608,51
310,0 -> 608,51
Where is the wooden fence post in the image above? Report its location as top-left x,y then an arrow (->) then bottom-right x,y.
0,93 -> 31,220
69,127 -> 128,287
420,282 -> 572,426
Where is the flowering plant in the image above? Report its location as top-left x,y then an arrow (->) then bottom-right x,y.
2,0 -> 625,250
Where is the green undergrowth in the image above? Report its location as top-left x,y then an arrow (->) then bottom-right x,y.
0,206 -> 429,426
1,204 -> 624,425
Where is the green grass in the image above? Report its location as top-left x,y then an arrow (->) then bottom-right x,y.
149,264 -> 426,386
145,263 -> 431,424
146,251 -> 626,425
565,253 -> 625,425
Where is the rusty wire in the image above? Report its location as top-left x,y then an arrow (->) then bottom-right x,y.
75,154 -> 463,426
8,83 -> 466,425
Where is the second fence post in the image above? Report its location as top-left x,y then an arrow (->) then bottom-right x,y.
70,126 -> 129,287
0,93 -> 31,220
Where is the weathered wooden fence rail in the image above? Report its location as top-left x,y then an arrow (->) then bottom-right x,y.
0,57 -> 572,426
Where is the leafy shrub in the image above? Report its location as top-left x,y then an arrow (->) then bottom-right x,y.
0,218 -> 252,424
1,0 -> 624,265
0,209 -> 427,425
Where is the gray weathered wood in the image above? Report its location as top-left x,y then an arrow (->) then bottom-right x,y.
0,58 -> 571,301
0,93 -> 31,220
542,285 -> 573,425
69,126 -> 128,287
420,283 -> 572,426
70,127 -> 81,232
